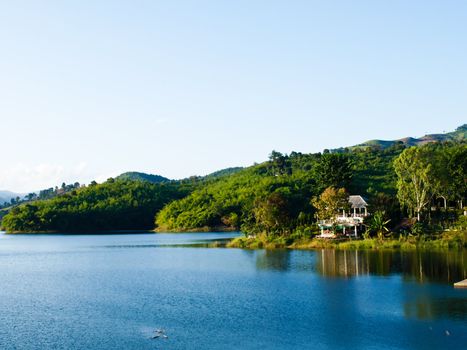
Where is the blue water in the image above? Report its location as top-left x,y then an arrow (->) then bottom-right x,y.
0,232 -> 465,349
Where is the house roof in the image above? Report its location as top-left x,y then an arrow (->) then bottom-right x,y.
349,195 -> 368,209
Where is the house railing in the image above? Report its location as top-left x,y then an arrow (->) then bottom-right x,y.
319,216 -> 365,226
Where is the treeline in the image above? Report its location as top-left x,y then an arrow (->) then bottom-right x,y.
155,146 -> 404,233
156,142 -> 466,235
0,182 -> 83,209
1,180 -> 188,232
1,139 -> 465,234
394,142 -> 466,221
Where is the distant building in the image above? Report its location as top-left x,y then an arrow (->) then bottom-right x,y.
318,195 -> 369,238
348,195 -> 368,218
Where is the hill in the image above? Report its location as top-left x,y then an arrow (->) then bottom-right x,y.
345,124 -> 466,151
155,147 -> 405,232
1,180 -> 187,232
116,168 -> 244,184
115,172 -> 170,183
0,191 -> 24,206
203,167 -> 244,180
156,124 -> 466,233
2,124 -> 465,233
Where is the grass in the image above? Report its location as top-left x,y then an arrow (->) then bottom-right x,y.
227,230 -> 467,251
226,233 -> 292,249
155,225 -> 237,233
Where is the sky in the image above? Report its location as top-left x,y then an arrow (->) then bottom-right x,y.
0,0 -> 466,193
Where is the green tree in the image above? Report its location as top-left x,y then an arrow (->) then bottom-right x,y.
429,144 -> 455,209
448,145 -> 467,208
268,150 -> 289,176
221,212 -> 240,229
312,187 -> 349,221
26,193 -> 37,201
2,180 -> 187,232
394,146 -> 435,221
365,211 -> 391,241
316,153 -> 352,191
368,191 -> 400,225
253,190 -> 291,235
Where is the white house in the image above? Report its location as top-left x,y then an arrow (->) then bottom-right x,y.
318,195 -> 369,238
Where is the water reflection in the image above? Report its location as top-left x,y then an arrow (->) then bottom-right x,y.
255,249 -> 292,271
404,295 -> 467,321
251,249 -> 467,284
315,249 -> 467,284
251,248 -> 467,324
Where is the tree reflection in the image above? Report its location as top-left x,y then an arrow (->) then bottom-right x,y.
315,249 -> 467,284
249,248 -> 467,323
404,295 -> 467,321
255,249 -> 291,271
250,248 -> 466,284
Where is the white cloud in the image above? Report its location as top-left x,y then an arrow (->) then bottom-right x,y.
94,171 -> 124,184
0,162 -> 91,193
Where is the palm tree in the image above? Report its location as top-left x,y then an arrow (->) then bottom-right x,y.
366,211 -> 391,241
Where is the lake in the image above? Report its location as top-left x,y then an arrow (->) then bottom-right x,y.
0,232 -> 465,349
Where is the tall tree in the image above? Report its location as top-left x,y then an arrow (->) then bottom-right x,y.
426,144 -> 451,209
315,153 -> 352,191
311,187 -> 349,221
268,150 -> 289,176
394,146 -> 436,221
26,193 -> 37,201
447,145 -> 467,208
253,190 -> 291,235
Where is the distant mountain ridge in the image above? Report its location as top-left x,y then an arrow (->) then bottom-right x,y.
344,124 -> 466,151
0,191 -> 24,205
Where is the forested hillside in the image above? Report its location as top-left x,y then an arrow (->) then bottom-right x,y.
2,126 -> 465,234
156,141 -> 466,235
115,172 -> 170,183
1,180 -> 188,232
155,146 -> 405,233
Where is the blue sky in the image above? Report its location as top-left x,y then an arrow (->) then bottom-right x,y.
0,0 -> 466,192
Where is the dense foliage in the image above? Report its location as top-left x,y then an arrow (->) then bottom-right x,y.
0,182 -> 84,209
155,148 -> 402,233
1,180 -> 187,232
157,142 -> 466,235
312,187 -> 349,221
115,172 -> 170,183
394,143 -> 467,221
2,129 -> 465,235
347,143 -> 404,195
156,163 -> 317,233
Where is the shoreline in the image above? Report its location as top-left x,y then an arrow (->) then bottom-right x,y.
2,229 -> 466,252
226,230 -> 467,251
1,229 -> 156,235
154,225 -> 238,233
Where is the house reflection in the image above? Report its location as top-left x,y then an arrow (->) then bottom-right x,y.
250,248 -> 466,285
315,249 -> 467,284
316,249 -> 391,278
250,248 -> 467,323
